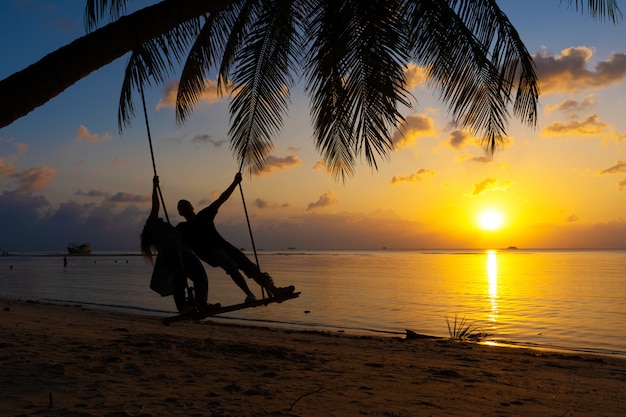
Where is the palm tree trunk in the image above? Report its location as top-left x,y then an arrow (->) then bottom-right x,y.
0,0 -> 235,129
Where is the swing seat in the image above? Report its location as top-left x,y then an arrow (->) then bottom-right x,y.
161,291 -> 301,325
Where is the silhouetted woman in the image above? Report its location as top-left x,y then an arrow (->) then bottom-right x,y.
141,176 -> 211,314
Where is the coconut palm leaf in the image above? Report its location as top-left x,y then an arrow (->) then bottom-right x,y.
406,0 -> 537,152
304,0 -> 412,180
2,0 -> 621,176
84,0 -> 128,31
176,1 -> 250,124
228,0 -> 302,174
565,0 -> 622,22
117,19 -> 202,131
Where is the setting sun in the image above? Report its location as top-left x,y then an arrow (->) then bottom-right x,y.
478,210 -> 504,231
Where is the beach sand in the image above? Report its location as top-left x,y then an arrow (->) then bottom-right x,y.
1,299 -> 625,417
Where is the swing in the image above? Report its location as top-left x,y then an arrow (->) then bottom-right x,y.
138,86 -> 299,325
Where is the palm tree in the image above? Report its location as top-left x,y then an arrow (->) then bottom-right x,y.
0,1 -> 621,180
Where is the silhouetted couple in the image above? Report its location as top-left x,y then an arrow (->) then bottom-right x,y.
141,174 -> 294,313
141,176 -> 214,314
177,173 -> 294,302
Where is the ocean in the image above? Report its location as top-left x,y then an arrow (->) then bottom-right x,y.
1,249 -> 625,357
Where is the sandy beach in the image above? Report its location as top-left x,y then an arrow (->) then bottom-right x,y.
1,299 -> 625,417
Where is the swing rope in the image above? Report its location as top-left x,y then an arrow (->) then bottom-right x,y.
140,85 -> 170,224
140,82 -> 265,302
140,85 -> 195,305
237,160 -> 267,299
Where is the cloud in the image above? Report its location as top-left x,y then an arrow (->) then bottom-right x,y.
565,214 -> 579,223
546,96 -> 596,118
254,197 -> 289,209
468,155 -> 493,163
0,190 -> 148,251
12,141 -> 28,153
404,62 -> 428,90
541,114 -> 608,137
255,154 -> 301,174
471,178 -> 513,196
10,166 -> 57,192
110,156 -> 134,166
156,78 -> 224,110
533,47 -> 626,94
76,189 -> 110,198
599,160 -> 626,175
76,189 -> 150,204
392,113 -> 436,149
313,159 -> 325,171
77,125 -> 111,143
191,134 -> 227,147
106,192 -> 151,204
0,156 -> 19,177
449,130 -> 472,149
598,161 -> 626,190
390,169 -> 435,185
306,192 -> 338,211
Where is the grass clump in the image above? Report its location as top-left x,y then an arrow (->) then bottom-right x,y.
445,314 -> 484,342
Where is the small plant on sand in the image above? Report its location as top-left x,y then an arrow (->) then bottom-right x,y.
445,313 -> 484,342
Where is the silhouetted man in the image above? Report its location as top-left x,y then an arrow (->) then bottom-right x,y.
176,173 -> 294,302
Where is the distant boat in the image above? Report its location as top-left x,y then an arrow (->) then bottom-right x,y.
67,243 -> 92,255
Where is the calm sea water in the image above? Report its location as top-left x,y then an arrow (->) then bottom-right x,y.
1,249 -> 624,357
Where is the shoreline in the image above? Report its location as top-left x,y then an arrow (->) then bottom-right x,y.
2,299 -> 625,417
4,294 -> 626,359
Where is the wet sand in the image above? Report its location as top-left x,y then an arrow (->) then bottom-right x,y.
1,299 -> 625,416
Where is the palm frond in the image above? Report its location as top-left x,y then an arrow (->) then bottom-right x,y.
176,7 -> 234,123
118,19 -> 202,131
406,0 -> 538,153
84,0 -> 129,32
228,0 -> 302,174
304,0 -> 411,181
562,0 -> 623,23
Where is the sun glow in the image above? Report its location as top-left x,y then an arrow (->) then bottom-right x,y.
478,210 -> 504,231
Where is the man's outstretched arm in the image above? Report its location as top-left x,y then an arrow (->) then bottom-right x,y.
209,173 -> 243,211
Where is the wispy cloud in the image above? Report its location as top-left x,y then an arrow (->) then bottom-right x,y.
110,156 -> 134,166
467,155 -> 493,163
471,178 -> 513,196
156,78 -> 224,110
77,125 -> 111,143
306,192 -> 338,211
546,96 -> 596,118
76,189 -> 109,198
0,156 -> 19,177
598,161 -> 626,191
390,169 -> 435,185
192,134 -> 227,147
255,154 -> 301,174
106,192 -> 151,204
76,189 -> 150,203
254,197 -> 289,209
11,166 -> 57,192
599,160 -> 626,175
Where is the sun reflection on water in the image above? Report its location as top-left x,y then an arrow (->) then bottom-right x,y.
486,250 -> 499,327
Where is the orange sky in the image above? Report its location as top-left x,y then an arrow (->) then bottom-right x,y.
1,2 -> 626,251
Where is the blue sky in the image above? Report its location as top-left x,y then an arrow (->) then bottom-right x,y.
2,1 -> 626,252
